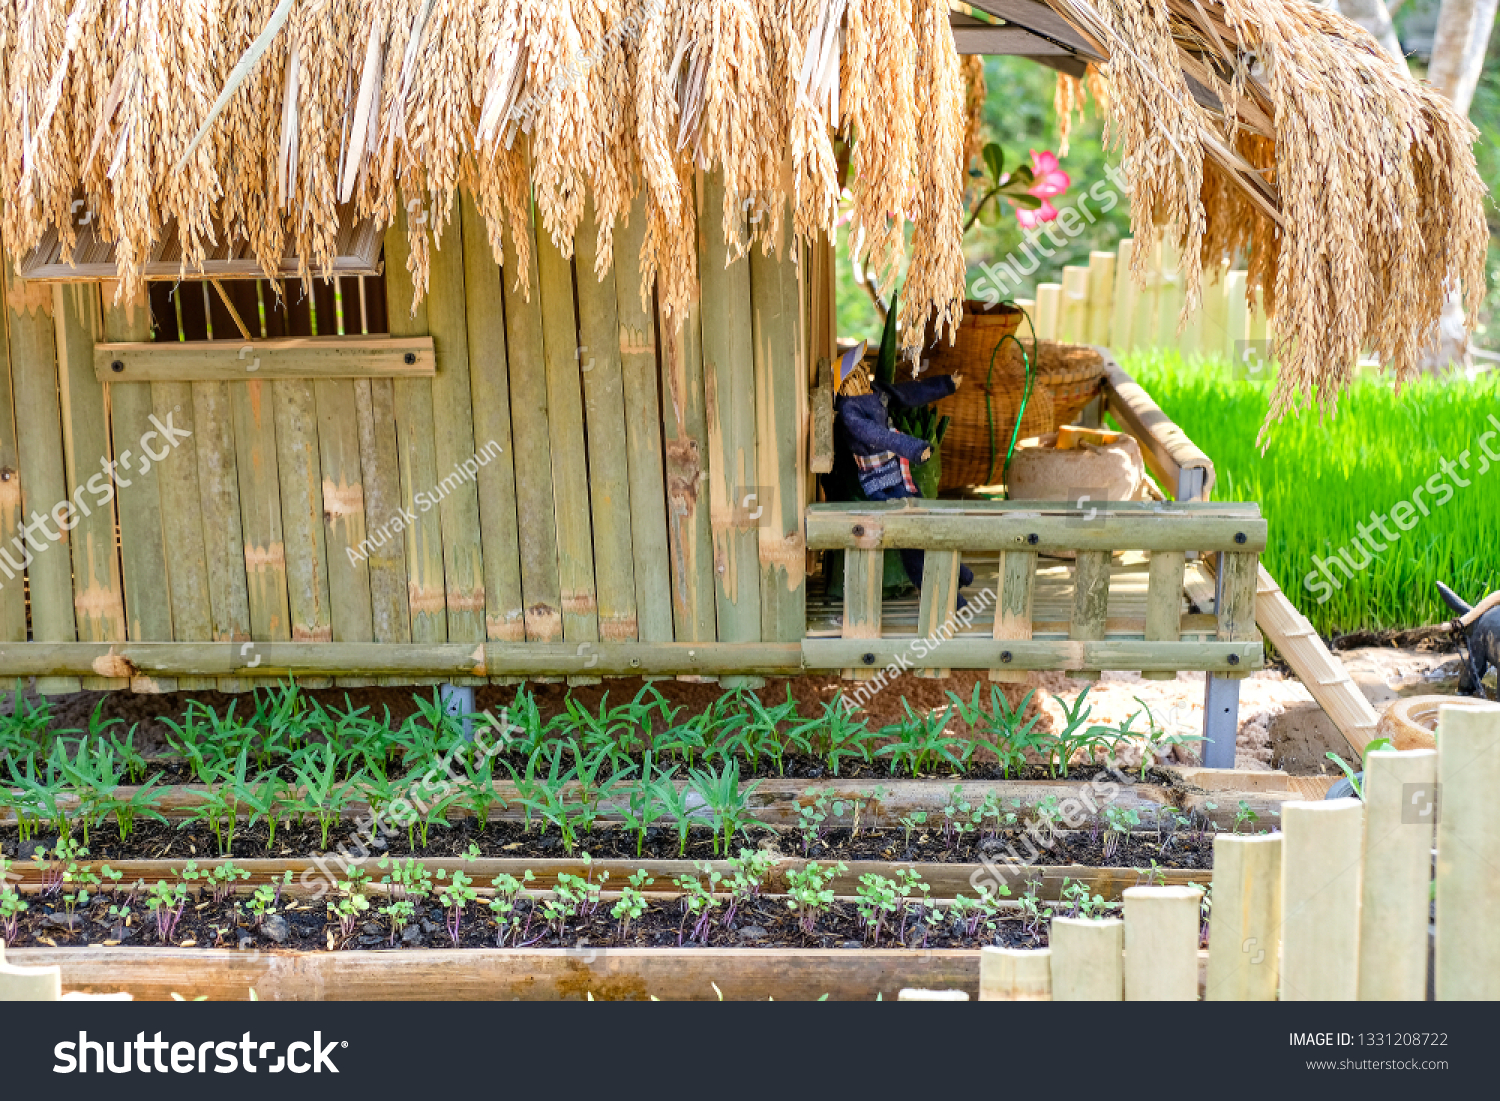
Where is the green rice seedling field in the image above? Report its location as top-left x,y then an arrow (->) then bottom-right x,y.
1121,351 -> 1500,637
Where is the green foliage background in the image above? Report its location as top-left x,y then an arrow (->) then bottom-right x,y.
1123,351 -> 1500,636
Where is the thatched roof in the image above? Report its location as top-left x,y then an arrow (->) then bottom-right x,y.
0,0 -> 1487,424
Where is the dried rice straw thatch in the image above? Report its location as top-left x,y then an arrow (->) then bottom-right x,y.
0,0 -> 1484,427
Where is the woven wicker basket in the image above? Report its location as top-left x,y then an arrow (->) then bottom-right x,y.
841,303 -> 1109,492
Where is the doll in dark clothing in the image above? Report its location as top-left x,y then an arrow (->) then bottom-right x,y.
833,369 -> 975,603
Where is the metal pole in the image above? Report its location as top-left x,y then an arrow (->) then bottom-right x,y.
440,683 -> 476,741
1201,551 -> 1240,767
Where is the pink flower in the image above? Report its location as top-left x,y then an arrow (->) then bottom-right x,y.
1014,199 -> 1059,229
1004,150 -> 1070,228
1027,150 -> 1070,198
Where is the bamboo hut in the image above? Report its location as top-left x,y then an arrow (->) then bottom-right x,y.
0,0 -> 1485,722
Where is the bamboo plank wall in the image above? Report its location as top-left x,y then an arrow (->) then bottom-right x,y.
0,172 -> 809,692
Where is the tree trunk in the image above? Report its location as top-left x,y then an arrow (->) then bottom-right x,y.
1335,0 -> 1411,75
1428,0 -> 1497,116
1416,0 -> 1495,372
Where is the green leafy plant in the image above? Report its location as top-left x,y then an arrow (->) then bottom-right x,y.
797,696 -> 875,776
723,847 -> 777,927
649,771 -> 697,857
947,883 -> 1011,940
1131,699 -> 1202,779
434,869 -> 478,945
940,784 -> 983,851
8,750 -> 72,841
1134,860 -> 1168,887
611,870 -> 654,938
248,872 -> 293,929
687,758 -> 763,856
146,880 -> 188,942
1058,877 -> 1112,920
290,742 -> 366,850
0,873 -> 27,944
796,790 -> 844,856
328,871 -> 372,941
488,869 -> 536,947
1101,804 -> 1140,861
1325,737 -> 1393,800
964,142 -> 1045,231
785,861 -> 847,936
205,861 -> 251,905
948,684 -> 1044,778
672,862 -> 723,945
876,701 -> 963,777
620,754 -> 673,857
897,810 -> 928,850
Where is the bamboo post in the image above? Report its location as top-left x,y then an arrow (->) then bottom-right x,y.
536,224 -> 601,675
0,246 -> 30,652
1086,251 -> 1116,346
1109,238 -> 1136,351
1435,706 -> 1500,999
102,285 -> 176,692
1059,265 -> 1089,344
1202,262 -> 1230,361
1123,885 -> 1202,1000
460,191 -> 526,650
1359,748 -> 1437,1001
1225,271 -> 1250,371
385,219 -> 447,684
8,267 -> 81,694
54,284 -> 128,690
914,549 -> 962,679
1281,798 -> 1362,1001
1050,917 -> 1123,1000
0,944 -> 60,1001
701,171 -> 763,689
499,150 -> 563,648
842,549 -> 882,682
613,192 -> 675,643
1130,236 -> 1162,351
1155,235 -> 1184,351
1217,551 -> 1259,680
990,549 -> 1035,684
898,988 -> 970,1001
1206,834 -> 1282,1001
1012,298 -> 1037,346
1034,284 -> 1061,341
575,195 -> 642,646
750,201 -> 807,646
1068,549 -> 1110,682
425,197 -> 488,678
1141,550 -> 1185,681
979,946 -> 1052,1000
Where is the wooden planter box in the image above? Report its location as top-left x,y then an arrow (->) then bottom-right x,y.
6,946 -> 982,1001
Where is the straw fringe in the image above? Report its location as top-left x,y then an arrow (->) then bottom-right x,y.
0,0 -> 1485,419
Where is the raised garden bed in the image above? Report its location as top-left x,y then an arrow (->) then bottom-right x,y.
3,946 -> 985,1001
0,685 -> 1269,987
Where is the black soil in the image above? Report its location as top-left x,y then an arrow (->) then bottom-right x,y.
2,818 -> 1217,869
5,887 -> 1061,954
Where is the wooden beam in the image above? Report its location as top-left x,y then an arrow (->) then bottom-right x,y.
6,947 -> 982,1002
93,336 -> 435,382
965,0 -> 1103,55
805,637 -> 1261,672
805,506 -> 1265,552
951,25 -> 1075,53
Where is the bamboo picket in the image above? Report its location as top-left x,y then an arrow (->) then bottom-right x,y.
1023,235 -> 1272,358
